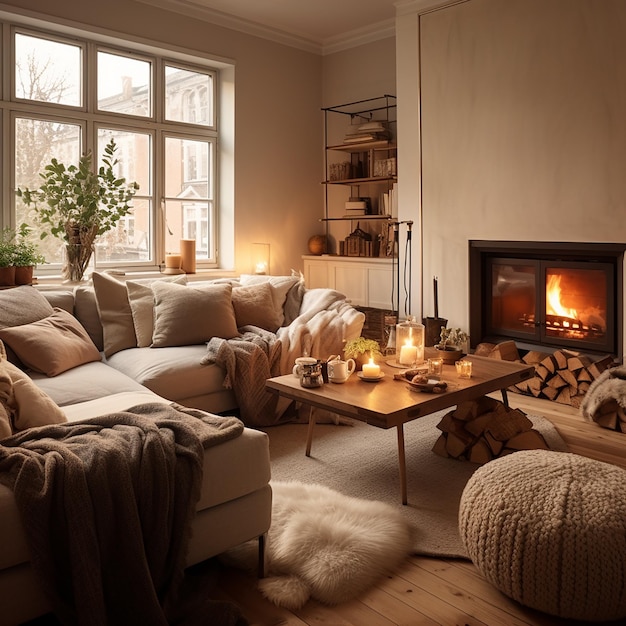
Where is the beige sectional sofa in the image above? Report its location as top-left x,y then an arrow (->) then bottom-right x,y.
0,274 -> 364,624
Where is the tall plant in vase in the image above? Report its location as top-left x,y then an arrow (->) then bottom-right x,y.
17,139 -> 139,282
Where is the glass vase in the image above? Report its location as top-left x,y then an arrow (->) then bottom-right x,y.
395,316 -> 425,366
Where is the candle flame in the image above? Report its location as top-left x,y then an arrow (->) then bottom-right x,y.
403,339 -> 413,347
368,357 -> 375,365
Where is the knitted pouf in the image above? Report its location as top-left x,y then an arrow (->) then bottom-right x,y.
459,450 -> 626,622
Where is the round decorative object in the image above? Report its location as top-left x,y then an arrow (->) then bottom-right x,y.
434,346 -> 464,364
308,235 -> 327,255
459,450 -> 626,622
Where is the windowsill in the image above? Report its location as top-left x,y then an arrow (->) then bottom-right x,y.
33,268 -> 239,288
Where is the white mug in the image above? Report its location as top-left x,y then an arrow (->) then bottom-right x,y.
327,358 -> 356,383
292,356 -> 318,377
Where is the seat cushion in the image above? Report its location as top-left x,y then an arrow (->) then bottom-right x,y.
0,413 -> 269,572
105,345 -> 226,402
30,361 -> 150,407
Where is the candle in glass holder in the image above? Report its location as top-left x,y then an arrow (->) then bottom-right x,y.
399,340 -> 418,366
362,358 -> 381,378
455,360 -> 473,378
427,357 -> 443,376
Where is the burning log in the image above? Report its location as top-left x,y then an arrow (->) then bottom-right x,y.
432,397 -> 549,463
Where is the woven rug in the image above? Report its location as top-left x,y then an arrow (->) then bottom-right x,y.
263,410 -> 568,559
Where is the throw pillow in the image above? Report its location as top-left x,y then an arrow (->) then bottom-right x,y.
126,275 -> 188,347
232,282 -> 281,331
0,308 -> 101,376
74,285 -> 105,351
0,286 -> 55,366
282,272 -> 306,326
0,346 -> 67,432
92,272 -> 137,357
151,281 -> 239,347
240,274 -> 302,326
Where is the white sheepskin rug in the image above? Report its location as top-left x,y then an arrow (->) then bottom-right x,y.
222,480 -> 414,610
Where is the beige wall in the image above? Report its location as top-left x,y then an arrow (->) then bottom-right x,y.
407,0 -> 626,351
1,0 -> 323,275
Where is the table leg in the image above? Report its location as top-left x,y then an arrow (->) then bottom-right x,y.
397,424 -> 408,505
305,405 -> 316,457
501,388 -> 509,408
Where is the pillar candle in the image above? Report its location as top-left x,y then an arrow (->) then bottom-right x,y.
180,239 -> 196,274
399,343 -> 418,365
165,254 -> 182,269
362,359 -> 381,378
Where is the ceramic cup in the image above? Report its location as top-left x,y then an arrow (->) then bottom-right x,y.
327,358 -> 356,383
292,356 -> 318,377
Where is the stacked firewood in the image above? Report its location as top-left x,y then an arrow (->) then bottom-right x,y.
432,396 -> 549,464
514,350 -> 612,407
475,340 -> 615,408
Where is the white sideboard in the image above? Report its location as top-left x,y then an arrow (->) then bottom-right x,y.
302,255 -> 394,309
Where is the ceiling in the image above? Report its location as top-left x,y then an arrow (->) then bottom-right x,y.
139,0 -> 409,54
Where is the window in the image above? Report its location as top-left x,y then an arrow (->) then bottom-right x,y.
6,23 -> 221,273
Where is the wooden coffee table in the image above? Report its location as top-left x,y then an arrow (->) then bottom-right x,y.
266,355 -> 534,504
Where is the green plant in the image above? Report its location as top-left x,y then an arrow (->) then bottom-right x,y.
438,327 -> 469,349
343,337 -> 383,360
17,139 -> 139,243
0,224 -> 45,267
17,138 -> 139,280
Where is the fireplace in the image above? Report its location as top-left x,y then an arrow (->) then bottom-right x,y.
469,241 -> 626,358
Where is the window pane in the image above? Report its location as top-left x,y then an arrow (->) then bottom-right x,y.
15,117 -> 81,265
165,65 -> 213,126
15,33 -> 81,106
96,129 -> 151,264
164,136 -> 213,260
98,51 -> 151,117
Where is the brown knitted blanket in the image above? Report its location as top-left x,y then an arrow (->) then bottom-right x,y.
0,402 -> 243,625
202,326 -> 282,426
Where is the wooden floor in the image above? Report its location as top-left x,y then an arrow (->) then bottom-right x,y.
211,393 -> 626,626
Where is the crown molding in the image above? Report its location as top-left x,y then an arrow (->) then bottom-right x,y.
137,0 -> 396,55
322,19 -> 396,55
395,0 -> 467,17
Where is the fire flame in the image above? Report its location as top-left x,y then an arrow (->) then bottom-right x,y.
546,275 -> 577,319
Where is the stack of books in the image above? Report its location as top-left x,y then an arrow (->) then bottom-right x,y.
344,197 -> 370,217
343,120 -> 391,144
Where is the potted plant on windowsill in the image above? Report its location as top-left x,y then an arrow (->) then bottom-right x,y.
435,327 -> 469,364
0,225 -> 46,286
16,139 -> 139,283
342,337 -> 383,370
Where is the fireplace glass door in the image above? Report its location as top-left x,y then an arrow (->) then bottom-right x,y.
486,258 -> 614,352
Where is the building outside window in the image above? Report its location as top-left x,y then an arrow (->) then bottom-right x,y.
5,24 -> 221,274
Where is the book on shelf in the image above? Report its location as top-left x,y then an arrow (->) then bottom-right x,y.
379,182 -> 398,218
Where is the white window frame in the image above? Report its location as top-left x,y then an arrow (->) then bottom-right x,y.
0,13 -> 232,275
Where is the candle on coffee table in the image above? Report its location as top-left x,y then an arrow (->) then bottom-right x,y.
362,358 -> 380,378
399,341 -> 418,366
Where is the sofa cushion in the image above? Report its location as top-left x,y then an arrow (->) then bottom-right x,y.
0,286 -> 55,367
0,286 -> 54,329
30,361 -> 151,407
92,272 -> 137,357
126,275 -> 188,348
0,308 -> 101,376
239,274 -> 304,326
105,345 -> 226,402
74,285 -> 104,351
151,281 -> 239,347
0,349 -> 67,433
232,282 -> 281,331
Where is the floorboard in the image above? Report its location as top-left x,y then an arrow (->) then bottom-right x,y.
213,392 -> 626,625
